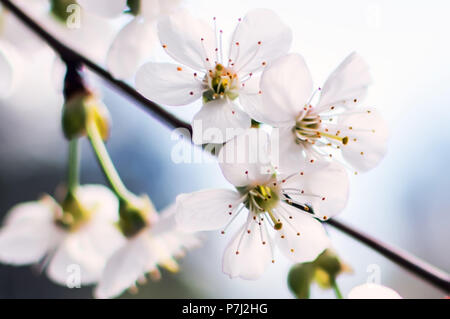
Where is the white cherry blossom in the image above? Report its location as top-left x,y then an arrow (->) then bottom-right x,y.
0,185 -> 124,285
136,9 -> 292,144
176,129 -> 349,279
348,283 -> 402,299
106,0 -> 182,79
257,52 -> 388,175
95,204 -> 200,299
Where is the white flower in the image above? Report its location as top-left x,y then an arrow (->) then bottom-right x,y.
0,40 -> 22,98
106,0 -> 182,79
0,185 -> 124,285
94,204 -> 200,299
136,9 -> 292,144
256,52 -> 388,174
348,283 -> 402,299
175,129 -> 349,279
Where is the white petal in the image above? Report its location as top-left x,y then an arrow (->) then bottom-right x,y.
136,62 -> 203,106
222,213 -> 272,280
157,10 -> 215,71
95,232 -> 156,299
152,204 -> 201,256
47,220 -> 124,285
231,8 -> 292,76
140,0 -> 181,19
0,40 -> 23,98
218,128 -> 273,187
175,189 -> 241,232
316,52 -> 372,112
76,184 -> 120,223
338,108 -> 389,172
238,75 -> 273,125
271,126 -> 307,175
192,99 -> 251,144
275,202 -> 330,263
78,0 -> 127,18
107,18 -> 158,79
284,162 -> 349,220
348,283 -> 402,299
0,201 -> 61,265
260,53 -> 313,126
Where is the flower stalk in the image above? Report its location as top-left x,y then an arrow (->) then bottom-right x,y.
67,138 -> 80,194
86,120 -> 132,203
331,280 -> 343,299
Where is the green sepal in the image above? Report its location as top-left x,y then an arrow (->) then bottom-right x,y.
50,0 -> 78,23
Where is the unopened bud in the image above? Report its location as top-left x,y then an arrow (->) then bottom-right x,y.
62,93 -> 111,140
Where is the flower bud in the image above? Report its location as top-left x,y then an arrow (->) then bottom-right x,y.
62,92 -> 111,141
288,262 -> 315,299
288,249 -> 352,298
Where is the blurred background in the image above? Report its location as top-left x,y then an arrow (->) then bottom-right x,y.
0,0 -> 449,298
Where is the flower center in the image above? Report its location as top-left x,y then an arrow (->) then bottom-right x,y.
242,184 -> 283,230
202,63 -> 239,103
294,112 -> 348,146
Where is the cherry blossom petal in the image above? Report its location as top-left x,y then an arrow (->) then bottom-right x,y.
192,99 -> 251,144
47,219 -> 124,285
77,0 -> 127,18
222,213 -> 273,279
316,52 -> 372,112
231,8 -> 292,76
238,75 -> 273,124
140,0 -> 181,19
108,18 -> 158,79
260,53 -> 313,126
152,204 -> 202,255
218,128 -> 273,187
157,10 -> 215,71
275,202 -> 330,263
0,41 -> 22,98
175,189 -> 241,232
339,108 -> 389,172
348,283 -> 402,299
76,184 -> 120,222
136,62 -> 204,106
95,232 -> 157,299
284,162 -> 349,220
271,126 -> 307,175
0,201 -> 61,265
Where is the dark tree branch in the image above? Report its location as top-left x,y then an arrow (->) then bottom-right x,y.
1,0 -> 449,293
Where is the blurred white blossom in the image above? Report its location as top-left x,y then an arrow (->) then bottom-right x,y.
348,283 -> 402,299
0,185 -> 124,285
95,204 -> 200,299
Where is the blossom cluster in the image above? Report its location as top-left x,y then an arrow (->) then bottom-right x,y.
0,1 -> 390,298
134,8 -> 387,279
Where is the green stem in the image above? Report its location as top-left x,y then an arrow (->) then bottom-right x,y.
86,121 -> 133,202
67,138 -> 80,194
331,279 -> 343,299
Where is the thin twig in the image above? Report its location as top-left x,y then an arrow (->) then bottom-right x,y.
1,0 -> 449,293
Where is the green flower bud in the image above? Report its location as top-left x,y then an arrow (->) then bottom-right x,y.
288,249 -> 352,298
126,0 -> 140,16
50,0 -> 77,23
288,262 -> 315,299
62,93 -> 111,141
